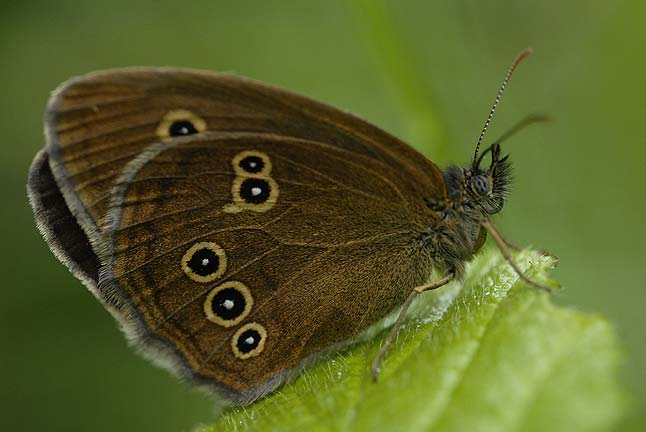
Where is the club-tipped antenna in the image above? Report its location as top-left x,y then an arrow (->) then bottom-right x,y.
472,48 -> 533,169
474,113 -> 550,169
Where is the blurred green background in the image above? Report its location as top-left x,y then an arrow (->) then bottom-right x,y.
1,0 -> 644,430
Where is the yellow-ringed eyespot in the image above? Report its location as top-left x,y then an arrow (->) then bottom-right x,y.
203,281 -> 253,327
231,322 -> 267,359
181,242 -> 227,283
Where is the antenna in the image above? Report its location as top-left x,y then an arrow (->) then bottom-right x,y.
473,113 -> 550,169
472,48 -> 533,169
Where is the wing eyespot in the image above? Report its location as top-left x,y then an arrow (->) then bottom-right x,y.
156,109 -> 206,139
239,178 -> 271,204
231,322 -> 267,359
203,281 -> 253,327
232,150 -> 272,176
181,242 -> 227,283
239,156 -> 264,173
169,120 -> 197,136
225,151 -> 279,213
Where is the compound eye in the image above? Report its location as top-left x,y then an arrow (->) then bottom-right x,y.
472,175 -> 490,196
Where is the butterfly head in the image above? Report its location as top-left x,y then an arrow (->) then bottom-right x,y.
424,144 -> 512,276
440,144 -> 511,220
464,142 -> 512,215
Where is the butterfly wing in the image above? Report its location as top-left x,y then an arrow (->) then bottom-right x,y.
28,150 -> 100,289
30,68 -> 447,403
42,68 -> 445,237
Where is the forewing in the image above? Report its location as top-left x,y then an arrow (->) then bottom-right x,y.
44,68 -> 446,242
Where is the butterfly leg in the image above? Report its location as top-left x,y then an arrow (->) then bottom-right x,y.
483,217 -> 522,250
481,219 -> 553,292
371,272 -> 454,382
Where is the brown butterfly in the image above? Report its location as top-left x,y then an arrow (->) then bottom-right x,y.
27,48 -> 550,405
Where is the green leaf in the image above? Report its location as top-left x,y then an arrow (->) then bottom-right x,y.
198,250 -> 626,432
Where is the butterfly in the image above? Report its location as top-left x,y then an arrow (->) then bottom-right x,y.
27,48 -> 550,405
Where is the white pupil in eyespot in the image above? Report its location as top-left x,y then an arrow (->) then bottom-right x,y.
201,258 -> 210,266
251,187 -> 262,196
223,299 -> 234,310
244,336 -> 255,345
249,161 -> 257,168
